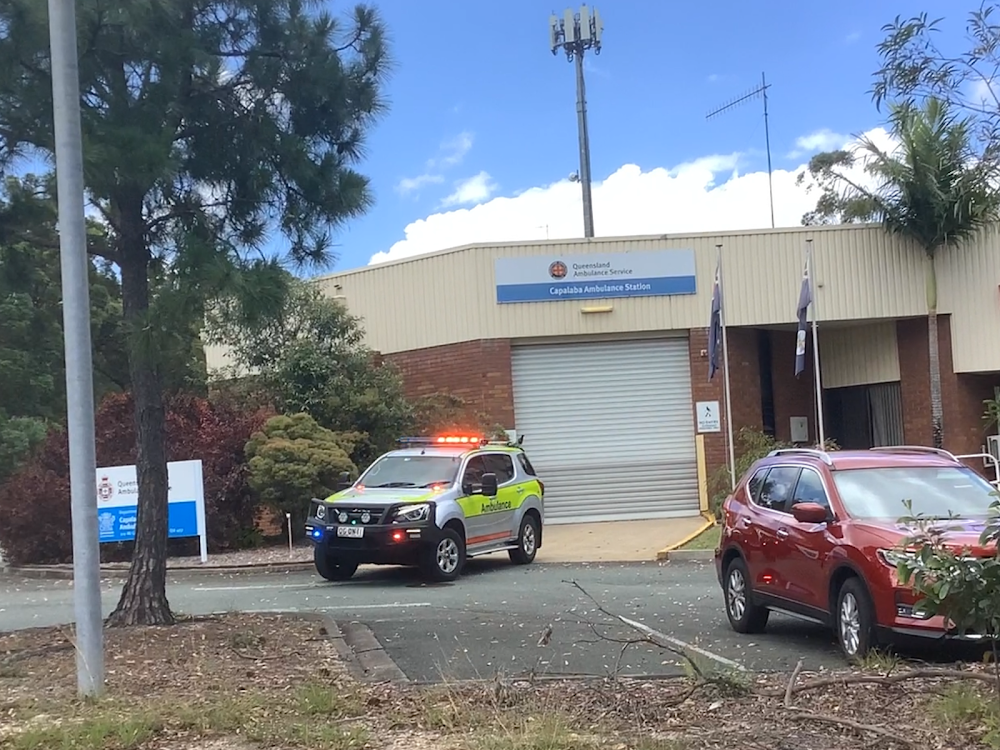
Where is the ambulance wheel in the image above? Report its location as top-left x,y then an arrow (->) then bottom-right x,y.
421,527 -> 466,582
509,514 -> 539,565
314,547 -> 358,582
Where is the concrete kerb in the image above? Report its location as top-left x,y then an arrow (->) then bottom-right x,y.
4,560 -> 316,581
655,513 -> 717,561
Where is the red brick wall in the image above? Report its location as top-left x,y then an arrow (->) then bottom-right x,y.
898,315 -> 1000,464
769,330 -> 820,444
384,339 -> 515,429
688,327 -> 763,477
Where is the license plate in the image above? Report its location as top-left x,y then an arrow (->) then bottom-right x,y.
336,526 -> 364,538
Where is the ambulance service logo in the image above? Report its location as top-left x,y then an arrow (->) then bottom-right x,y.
97,475 -> 114,503
548,260 -> 567,280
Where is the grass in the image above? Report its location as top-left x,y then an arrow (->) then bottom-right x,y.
930,683 -> 1000,749
678,523 -> 720,550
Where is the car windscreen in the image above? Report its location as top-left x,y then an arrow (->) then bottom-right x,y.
832,466 -> 997,520
358,454 -> 463,489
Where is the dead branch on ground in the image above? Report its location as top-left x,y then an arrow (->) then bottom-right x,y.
761,666 -> 995,698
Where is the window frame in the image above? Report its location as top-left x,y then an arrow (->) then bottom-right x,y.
750,465 -> 803,514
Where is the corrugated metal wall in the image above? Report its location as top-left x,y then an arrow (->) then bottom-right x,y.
203,223 -> 1000,374
316,224 -> 931,354
819,322 -> 901,389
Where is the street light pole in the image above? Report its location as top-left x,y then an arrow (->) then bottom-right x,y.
550,6 -> 603,239
47,0 -> 105,697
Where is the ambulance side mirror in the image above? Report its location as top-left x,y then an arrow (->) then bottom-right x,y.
480,473 -> 499,498
336,471 -> 352,491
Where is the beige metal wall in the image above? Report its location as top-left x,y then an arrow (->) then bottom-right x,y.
203,223 -> 1000,375
819,321 -> 901,389
316,224 -> 931,352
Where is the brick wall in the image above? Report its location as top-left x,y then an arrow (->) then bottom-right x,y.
688,327 -> 763,478
768,330 -> 820,444
898,315 -> 1000,462
384,339 -> 515,429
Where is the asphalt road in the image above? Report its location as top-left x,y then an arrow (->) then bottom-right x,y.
0,558 -> 869,681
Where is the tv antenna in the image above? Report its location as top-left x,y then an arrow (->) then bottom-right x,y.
706,72 -> 775,228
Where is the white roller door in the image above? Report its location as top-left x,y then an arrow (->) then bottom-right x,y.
511,337 -> 699,524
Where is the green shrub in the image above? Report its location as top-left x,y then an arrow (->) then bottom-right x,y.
245,413 -> 360,537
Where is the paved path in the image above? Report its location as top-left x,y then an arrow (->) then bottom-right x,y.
0,559 -> 862,681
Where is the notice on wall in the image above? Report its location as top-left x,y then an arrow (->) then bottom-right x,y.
95,459 -> 208,562
696,401 -> 721,433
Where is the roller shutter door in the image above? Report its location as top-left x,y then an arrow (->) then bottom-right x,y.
510,337 -> 699,524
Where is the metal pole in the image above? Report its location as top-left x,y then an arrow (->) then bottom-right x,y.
762,72 -> 775,229
48,0 -> 105,697
806,239 -> 826,447
717,244 -> 737,490
574,50 -> 595,238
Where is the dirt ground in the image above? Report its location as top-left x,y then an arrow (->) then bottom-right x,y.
0,613 -> 997,749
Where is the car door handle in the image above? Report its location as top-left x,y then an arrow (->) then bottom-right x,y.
517,486 -> 525,494
740,517 -> 752,527
776,528 -> 789,539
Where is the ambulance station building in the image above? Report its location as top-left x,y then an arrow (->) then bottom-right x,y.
207,224 -> 1000,527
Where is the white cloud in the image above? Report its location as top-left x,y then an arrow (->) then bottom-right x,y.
788,128 -> 851,158
441,171 -> 497,207
972,78 -> 997,106
396,173 -> 445,195
396,131 -> 475,196
369,127 -> 897,265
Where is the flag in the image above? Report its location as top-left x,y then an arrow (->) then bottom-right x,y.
794,259 -> 811,377
708,259 -> 722,380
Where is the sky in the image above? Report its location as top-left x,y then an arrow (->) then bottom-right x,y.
322,0 -> 967,270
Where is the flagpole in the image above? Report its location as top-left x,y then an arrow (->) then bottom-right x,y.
806,239 -> 826,447
717,243 -> 737,489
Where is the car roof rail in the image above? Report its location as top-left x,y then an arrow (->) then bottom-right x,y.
767,448 -> 834,466
868,445 -> 959,461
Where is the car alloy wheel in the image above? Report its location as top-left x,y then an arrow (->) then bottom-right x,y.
522,523 -> 537,556
839,591 -> 862,656
436,538 -> 460,575
727,568 -> 747,622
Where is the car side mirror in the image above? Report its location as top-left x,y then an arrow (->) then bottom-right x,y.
480,472 -> 499,498
336,471 -> 352,491
792,502 -> 830,524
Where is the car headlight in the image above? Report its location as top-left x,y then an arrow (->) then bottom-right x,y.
877,548 -> 915,568
392,504 -> 431,524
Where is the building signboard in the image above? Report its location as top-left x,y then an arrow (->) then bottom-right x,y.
495,249 -> 697,304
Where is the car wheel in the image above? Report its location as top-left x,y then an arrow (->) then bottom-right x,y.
724,557 -> 770,634
836,577 -> 877,662
314,547 -> 359,582
509,514 -> 539,565
422,528 -> 466,582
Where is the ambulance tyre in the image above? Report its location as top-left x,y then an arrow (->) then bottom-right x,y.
421,526 -> 466,582
509,514 -> 539,565
314,547 -> 358,582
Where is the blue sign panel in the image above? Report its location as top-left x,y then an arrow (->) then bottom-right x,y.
495,249 -> 697,304
97,500 -> 199,543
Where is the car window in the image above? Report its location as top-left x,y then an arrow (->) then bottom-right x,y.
517,452 -> 537,476
484,453 -> 516,483
832,466 -> 997,520
359,454 -> 463,488
757,467 -> 801,513
791,469 -> 829,510
746,468 -> 768,503
462,456 -> 487,491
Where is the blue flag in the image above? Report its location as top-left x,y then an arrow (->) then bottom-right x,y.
708,259 -> 722,381
795,260 -> 811,377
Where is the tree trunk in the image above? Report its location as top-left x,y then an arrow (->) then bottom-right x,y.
926,253 -> 944,450
106,206 -> 174,627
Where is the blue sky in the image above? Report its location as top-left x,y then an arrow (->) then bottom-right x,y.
332,0 -> 964,270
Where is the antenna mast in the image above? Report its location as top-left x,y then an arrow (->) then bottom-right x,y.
706,72 -> 775,228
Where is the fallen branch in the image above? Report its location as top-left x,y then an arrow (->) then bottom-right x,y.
782,658 -> 913,748
761,666 -> 995,697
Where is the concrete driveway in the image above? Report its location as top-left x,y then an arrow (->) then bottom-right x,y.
537,516 -> 709,563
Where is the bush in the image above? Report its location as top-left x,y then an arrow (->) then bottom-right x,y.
0,392 -> 273,565
410,391 -> 507,440
245,413 -> 359,538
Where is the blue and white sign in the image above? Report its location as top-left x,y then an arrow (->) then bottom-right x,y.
495,249 -> 697,304
95,459 -> 208,563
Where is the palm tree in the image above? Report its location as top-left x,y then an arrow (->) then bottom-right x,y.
800,97 -> 1000,448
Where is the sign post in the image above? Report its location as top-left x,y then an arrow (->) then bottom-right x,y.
95,459 -> 208,563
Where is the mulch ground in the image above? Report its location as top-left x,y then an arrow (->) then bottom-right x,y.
0,613 -> 996,749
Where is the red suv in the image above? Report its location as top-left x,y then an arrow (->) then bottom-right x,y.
714,445 -> 997,661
